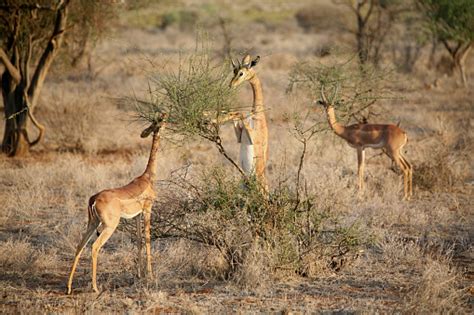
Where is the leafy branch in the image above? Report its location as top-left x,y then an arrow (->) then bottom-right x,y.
287,57 -> 396,121
130,40 -> 244,175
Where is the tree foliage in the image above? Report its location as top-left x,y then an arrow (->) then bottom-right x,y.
287,57 -> 395,125
135,50 -> 236,141
132,43 -> 243,173
0,0 -> 119,156
419,0 -> 474,42
334,0 -> 408,66
417,0 -> 474,85
65,0 -> 118,68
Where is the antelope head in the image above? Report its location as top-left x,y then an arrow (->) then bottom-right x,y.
140,113 -> 167,138
230,54 -> 260,88
316,84 -> 339,109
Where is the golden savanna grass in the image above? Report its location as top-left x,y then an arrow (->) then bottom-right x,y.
0,0 -> 472,313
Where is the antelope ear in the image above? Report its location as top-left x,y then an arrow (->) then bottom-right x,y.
231,58 -> 239,74
140,125 -> 154,138
250,55 -> 260,68
242,55 -> 251,67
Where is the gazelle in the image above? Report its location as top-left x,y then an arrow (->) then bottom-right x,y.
317,88 -> 413,200
229,55 -> 269,191
67,115 -> 166,294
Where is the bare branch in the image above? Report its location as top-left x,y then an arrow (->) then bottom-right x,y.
24,35 -> 33,88
362,0 -> 375,26
210,135 -> 245,177
459,41 -> 472,55
23,90 -> 44,147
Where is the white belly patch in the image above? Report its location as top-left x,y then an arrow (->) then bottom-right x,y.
240,143 -> 255,175
121,210 -> 142,219
119,198 -> 144,219
239,117 -> 256,175
364,142 -> 385,149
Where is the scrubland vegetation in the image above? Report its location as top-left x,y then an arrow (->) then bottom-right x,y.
0,0 -> 472,313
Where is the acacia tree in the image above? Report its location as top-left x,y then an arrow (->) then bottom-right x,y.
417,0 -> 474,86
334,0 -> 407,66
133,47 -> 242,174
0,0 -> 117,157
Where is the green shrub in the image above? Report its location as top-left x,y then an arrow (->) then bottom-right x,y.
133,43 -> 237,142
287,57 -> 397,129
151,167 -> 370,281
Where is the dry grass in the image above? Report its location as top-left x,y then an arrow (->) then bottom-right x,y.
414,149 -> 460,192
405,255 -> 467,313
39,93 -> 101,153
0,0 -> 472,313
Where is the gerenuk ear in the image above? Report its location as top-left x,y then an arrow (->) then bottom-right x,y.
242,55 -> 251,67
250,56 -> 260,68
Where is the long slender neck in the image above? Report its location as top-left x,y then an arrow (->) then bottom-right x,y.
249,75 -> 264,113
143,131 -> 162,181
325,106 -> 346,137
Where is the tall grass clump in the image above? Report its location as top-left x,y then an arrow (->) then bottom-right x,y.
404,255 -> 467,313
41,94 -> 100,153
0,238 -> 57,275
413,150 -> 460,192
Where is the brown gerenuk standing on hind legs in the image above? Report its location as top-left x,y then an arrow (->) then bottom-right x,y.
317,86 -> 413,200
228,54 -> 269,193
67,114 -> 167,294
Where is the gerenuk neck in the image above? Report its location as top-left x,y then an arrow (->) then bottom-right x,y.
249,75 -> 264,114
326,106 -> 346,138
143,131 -> 162,181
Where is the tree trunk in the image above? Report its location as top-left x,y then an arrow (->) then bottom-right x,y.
2,81 -> 30,156
356,12 -> 368,65
1,46 -> 30,156
354,0 -> 374,66
1,1 -> 69,157
442,40 -> 472,87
